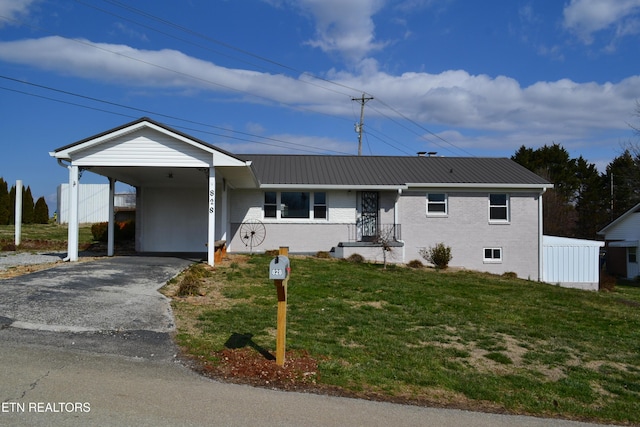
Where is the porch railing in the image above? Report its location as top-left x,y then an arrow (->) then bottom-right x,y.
346,223 -> 402,242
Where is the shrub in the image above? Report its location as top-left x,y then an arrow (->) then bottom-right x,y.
316,251 -> 331,258
176,264 -> 211,296
347,253 -> 365,263
91,220 -> 136,242
91,222 -> 108,241
419,243 -> 452,270
502,272 -> 518,279
406,259 -> 423,269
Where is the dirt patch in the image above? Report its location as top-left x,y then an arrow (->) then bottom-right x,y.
0,262 -> 61,279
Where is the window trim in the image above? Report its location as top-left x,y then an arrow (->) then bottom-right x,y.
426,193 -> 448,216
489,193 -> 510,223
483,247 -> 503,263
629,247 -> 638,264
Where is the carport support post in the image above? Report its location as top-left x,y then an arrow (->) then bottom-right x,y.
14,180 -> 22,247
107,178 -> 115,257
67,165 -> 79,262
207,167 -> 216,266
274,246 -> 289,366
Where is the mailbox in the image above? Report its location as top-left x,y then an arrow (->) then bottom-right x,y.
269,255 -> 290,280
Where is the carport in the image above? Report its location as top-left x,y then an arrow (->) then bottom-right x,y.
50,117 -> 256,265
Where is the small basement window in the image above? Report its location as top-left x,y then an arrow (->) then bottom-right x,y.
483,248 -> 502,263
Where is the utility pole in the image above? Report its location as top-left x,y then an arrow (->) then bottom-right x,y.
352,93 -> 374,156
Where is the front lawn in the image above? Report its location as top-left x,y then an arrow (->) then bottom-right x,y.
0,223 -> 95,250
165,254 -> 640,425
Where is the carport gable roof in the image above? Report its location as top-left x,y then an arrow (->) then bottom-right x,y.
242,154 -> 553,190
50,116 -> 245,165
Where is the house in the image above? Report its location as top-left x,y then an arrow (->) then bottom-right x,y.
598,202 -> 640,280
50,117 -> 553,279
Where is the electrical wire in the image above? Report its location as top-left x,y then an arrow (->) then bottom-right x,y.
1,3 -> 473,157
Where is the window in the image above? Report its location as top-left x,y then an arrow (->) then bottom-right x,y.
264,191 -> 327,220
264,192 -> 277,218
427,193 -> 447,215
489,194 -> 509,222
484,248 -> 502,263
281,192 -> 310,218
629,247 -> 638,264
314,192 -> 327,219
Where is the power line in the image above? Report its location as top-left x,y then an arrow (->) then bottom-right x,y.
0,77 -> 353,155
83,0 -> 470,155
1,4 -> 473,158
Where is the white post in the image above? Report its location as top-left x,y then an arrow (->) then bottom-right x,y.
14,180 -> 22,247
67,165 -> 80,261
108,178 -> 115,256
207,168 -> 216,266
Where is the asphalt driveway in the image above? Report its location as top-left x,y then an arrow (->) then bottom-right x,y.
0,255 -> 195,334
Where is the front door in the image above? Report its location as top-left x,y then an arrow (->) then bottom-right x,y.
360,191 -> 379,241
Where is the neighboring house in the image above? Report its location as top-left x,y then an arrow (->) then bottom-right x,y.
56,183 -> 136,224
50,117 -> 553,280
598,202 -> 640,280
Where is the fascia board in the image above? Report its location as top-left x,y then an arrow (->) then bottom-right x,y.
51,120 -> 234,160
259,184 -> 408,190
405,183 -> 554,191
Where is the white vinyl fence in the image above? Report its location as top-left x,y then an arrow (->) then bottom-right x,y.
542,235 -> 604,291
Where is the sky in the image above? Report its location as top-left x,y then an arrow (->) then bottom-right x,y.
1,0 -> 640,210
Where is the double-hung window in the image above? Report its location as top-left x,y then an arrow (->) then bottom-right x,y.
427,193 -> 447,216
264,192 -> 277,218
489,194 -> 509,222
314,192 -> 327,219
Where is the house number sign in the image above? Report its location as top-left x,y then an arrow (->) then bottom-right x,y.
209,190 -> 215,214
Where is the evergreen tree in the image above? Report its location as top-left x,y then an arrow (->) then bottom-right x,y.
606,150 -> 640,221
9,185 -> 15,224
512,144 -> 580,237
574,157 -> 608,239
22,186 -> 35,224
34,197 -> 50,224
0,178 -> 9,225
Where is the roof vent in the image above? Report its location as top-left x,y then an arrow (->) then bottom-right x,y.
417,151 -> 426,157
427,151 -> 438,157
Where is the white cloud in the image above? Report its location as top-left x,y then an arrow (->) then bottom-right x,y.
563,0 -> 640,44
0,0 -> 38,27
0,36 -> 638,159
289,0 -> 387,63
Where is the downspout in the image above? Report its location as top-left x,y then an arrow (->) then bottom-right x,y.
395,188 -> 405,263
538,188 -> 546,282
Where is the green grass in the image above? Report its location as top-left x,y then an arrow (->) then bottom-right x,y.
0,223 -> 95,250
170,255 -> 640,424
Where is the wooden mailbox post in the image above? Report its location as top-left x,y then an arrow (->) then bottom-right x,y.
270,247 -> 290,366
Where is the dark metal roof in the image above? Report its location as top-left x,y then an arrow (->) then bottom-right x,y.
241,155 -> 551,187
